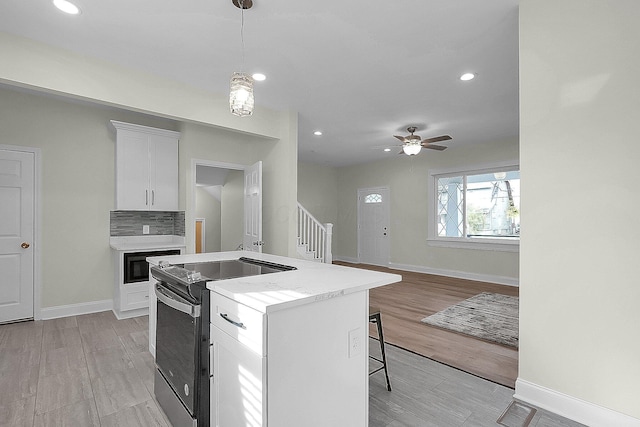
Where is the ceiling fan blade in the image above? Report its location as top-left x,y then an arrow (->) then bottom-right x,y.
394,135 -> 407,142
421,135 -> 452,144
398,150 -> 405,155
423,144 -> 447,151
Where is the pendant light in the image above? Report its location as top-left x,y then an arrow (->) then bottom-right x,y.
229,0 -> 255,117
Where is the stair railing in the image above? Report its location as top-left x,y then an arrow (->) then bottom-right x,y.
297,202 -> 333,263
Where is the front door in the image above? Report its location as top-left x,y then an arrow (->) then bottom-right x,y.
0,148 -> 35,323
243,161 -> 263,252
357,187 -> 390,266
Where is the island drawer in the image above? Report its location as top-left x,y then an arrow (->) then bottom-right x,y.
210,293 -> 265,356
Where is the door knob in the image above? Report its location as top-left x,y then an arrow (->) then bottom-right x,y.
21,242 -> 30,249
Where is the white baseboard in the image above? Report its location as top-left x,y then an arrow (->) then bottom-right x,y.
112,307 -> 149,320
388,262 -> 519,287
333,255 -> 359,264
515,378 -> 640,427
332,257 -> 518,286
39,299 -> 113,320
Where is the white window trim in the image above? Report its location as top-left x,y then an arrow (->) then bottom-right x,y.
427,160 -> 520,253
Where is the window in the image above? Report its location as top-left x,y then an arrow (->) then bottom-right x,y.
364,193 -> 382,204
429,164 -> 520,251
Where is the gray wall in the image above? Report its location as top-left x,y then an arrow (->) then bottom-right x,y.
298,138 -> 519,284
519,0 -> 640,421
0,86 -> 296,309
195,188 -> 221,252
297,161 -> 339,227
220,170 -> 244,251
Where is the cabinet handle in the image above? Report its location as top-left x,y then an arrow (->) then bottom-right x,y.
152,190 -> 155,206
146,190 -> 149,206
220,313 -> 246,329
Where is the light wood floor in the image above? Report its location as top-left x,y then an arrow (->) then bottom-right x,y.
0,311 -> 585,426
368,338 -> 584,427
0,311 -> 169,426
336,262 -> 519,388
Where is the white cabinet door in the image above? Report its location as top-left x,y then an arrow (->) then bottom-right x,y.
211,326 -> 265,427
116,131 -> 150,210
149,134 -> 179,211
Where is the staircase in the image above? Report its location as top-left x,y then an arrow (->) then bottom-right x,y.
297,202 -> 333,263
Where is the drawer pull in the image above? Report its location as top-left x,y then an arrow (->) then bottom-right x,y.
220,313 -> 246,329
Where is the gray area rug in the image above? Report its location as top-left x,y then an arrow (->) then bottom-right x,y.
421,292 -> 519,348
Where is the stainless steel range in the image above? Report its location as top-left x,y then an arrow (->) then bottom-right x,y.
150,257 -> 296,427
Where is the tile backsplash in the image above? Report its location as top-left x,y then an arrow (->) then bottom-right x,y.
110,211 -> 185,237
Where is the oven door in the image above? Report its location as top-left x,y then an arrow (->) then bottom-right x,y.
154,283 -> 201,417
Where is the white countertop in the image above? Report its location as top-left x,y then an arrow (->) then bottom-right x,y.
147,251 -> 401,313
110,235 -> 186,251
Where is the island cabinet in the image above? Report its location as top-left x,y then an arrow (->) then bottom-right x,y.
111,120 -> 180,211
209,290 -> 370,427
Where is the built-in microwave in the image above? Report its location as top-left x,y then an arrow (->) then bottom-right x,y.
123,249 -> 181,284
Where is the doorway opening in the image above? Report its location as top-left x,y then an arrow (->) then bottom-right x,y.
193,161 -> 244,253
190,159 -> 262,255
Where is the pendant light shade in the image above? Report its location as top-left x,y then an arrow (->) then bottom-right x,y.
229,72 -> 254,117
402,143 -> 422,156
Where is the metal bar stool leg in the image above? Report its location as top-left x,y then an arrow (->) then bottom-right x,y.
369,308 -> 392,391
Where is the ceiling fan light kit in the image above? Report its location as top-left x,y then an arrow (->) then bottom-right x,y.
402,143 -> 422,155
391,126 -> 453,156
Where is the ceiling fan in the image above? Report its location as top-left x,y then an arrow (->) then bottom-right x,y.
392,127 -> 452,155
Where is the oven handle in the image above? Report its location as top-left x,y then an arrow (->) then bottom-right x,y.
155,284 -> 201,318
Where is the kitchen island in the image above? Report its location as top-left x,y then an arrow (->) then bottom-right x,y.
147,251 -> 401,427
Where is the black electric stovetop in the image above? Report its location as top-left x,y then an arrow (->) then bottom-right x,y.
151,257 -> 296,302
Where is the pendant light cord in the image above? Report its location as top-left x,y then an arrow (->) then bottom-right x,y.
239,0 -> 246,71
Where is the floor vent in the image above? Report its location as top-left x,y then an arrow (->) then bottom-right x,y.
497,400 -> 537,427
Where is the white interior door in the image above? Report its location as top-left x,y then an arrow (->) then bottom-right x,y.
357,187 -> 390,266
0,149 -> 35,322
243,161 -> 263,252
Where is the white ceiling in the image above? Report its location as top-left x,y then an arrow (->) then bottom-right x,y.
1,0 -> 519,167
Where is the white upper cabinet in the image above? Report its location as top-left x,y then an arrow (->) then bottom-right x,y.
111,121 -> 180,211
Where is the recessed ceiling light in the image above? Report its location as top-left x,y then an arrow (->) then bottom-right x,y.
252,73 -> 266,81
460,73 -> 475,81
53,0 -> 81,14
384,148 -> 391,152
313,131 -> 322,136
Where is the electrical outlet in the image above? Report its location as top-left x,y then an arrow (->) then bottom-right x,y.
143,225 -> 150,235
348,328 -> 362,358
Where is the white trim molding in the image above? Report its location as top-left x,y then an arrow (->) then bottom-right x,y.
332,257 -> 519,287
332,255 -> 360,264
427,160 -> 520,253
515,379 -> 640,427
388,262 -> 518,287
40,299 -> 113,320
